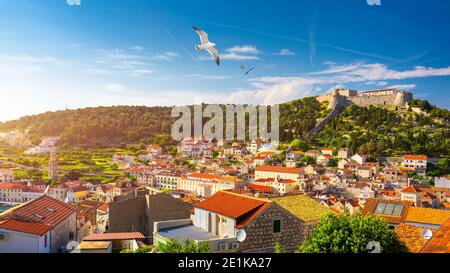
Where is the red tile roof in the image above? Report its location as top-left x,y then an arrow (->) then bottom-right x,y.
402,185 -> 422,193
255,165 -> 304,174
194,191 -> 271,221
0,196 -> 75,235
0,219 -> 52,236
403,155 -> 428,161
248,184 -> 275,193
0,183 -> 24,190
0,196 -> 75,227
83,232 -> 145,241
421,218 -> 450,253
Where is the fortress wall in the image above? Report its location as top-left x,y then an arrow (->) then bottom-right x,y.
349,94 -> 404,107
316,94 -> 332,104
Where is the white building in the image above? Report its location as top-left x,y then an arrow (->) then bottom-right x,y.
177,173 -> 245,198
402,155 -> 427,175
0,169 -> 14,183
0,196 -> 76,253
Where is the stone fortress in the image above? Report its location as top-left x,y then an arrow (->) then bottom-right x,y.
317,87 -> 414,109
308,88 -> 414,136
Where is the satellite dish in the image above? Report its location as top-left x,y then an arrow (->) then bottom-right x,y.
236,229 -> 247,242
421,229 -> 433,240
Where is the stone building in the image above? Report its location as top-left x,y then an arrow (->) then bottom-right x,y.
108,192 -> 192,243
153,191 -> 322,253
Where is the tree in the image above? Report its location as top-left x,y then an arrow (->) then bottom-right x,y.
157,238 -> 211,253
298,213 -> 408,253
120,247 -> 152,253
274,242 -> 286,253
301,156 -> 315,165
291,139 -> 309,152
438,158 -> 449,174
65,170 -> 82,181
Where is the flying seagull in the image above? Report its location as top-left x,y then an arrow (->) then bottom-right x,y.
240,65 -> 255,75
193,26 -> 220,66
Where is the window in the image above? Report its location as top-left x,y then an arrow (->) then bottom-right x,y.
44,234 -> 48,248
273,220 -> 281,233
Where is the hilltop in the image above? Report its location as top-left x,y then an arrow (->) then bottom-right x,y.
0,93 -> 449,157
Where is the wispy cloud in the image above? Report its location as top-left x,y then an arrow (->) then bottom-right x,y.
104,83 -> 124,92
226,62 -> 450,105
83,48 -> 153,77
0,54 -> 65,73
387,84 -> 416,90
221,45 -> 261,61
131,45 -> 144,51
309,26 -> 316,67
276,48 -> 296,56
151,51 -> 180,61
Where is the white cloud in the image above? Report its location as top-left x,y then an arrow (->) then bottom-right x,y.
387,84 -> 416,90
104,84 -> 124,92
0,54 -> 65,73
87,48 -> 154,77
276,49 -> 296,56
66,0 -> 81,6
226,62 -> 450,105
151,51 -> 180,61
131,45 -> 144,51
227,45 -> 260,54
220,45 -> 261,61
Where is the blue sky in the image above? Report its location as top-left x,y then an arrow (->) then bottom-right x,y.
0,0 -> 449,121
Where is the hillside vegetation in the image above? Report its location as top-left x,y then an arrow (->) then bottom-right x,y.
0,98 -> 449,157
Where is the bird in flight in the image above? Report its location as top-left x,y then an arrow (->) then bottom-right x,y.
193,26 -> 220,66
240,65 -> 255,75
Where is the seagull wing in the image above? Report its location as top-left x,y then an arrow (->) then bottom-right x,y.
193,26 -> 209,44
206,46 -> 220,66
245,67 -> 255,74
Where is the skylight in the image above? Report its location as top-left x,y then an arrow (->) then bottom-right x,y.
374,202 -> 404,216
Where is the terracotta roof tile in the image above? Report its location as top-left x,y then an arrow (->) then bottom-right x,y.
255,165 -> 304,174
395,224 -> 433,253
405,207 -> 450,226
0,219 -> 52,236
194,191 -> 271,220
420,218 -> 450,253
83,232 -> 145,241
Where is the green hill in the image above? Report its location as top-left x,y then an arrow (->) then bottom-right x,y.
0,98 -> 448,157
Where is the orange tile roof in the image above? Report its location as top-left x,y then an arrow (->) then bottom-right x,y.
255,165 -> 304,174
0,196 -> 75,235
362,198 -> 411,225
402,185 -> 422,193
194,191 -> 271,221
248,184 -> 275,193
0,183 -> 24,190
420,218 -> 450,253
395,224 -> 432,253
0,219 -> 52,236
403,155 -> 428,161
83,232 -> 145,241
405,207 -> 450,226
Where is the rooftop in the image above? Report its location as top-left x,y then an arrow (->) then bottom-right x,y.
421,218 -> 450,253
195,191 -> 271,221
395,224 -> 433,253
271,194 -> 330,223
83,232 -> 145,241
255,165 -> 304,174
405,207 -> 450,226
157,224 -> 219,241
